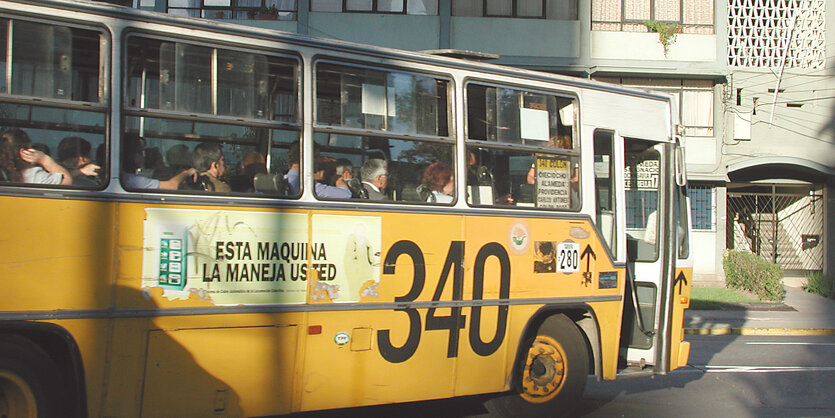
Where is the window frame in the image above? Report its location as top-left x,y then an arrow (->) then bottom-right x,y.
120,32 -> 303,197
311,58 -> 455,203
463,78 -> 580,211
688,183 -> 715,231
483,0 -> 546,19
593,77 -> 715,138
0,17 -> 110,191
591,0 -> 714,34
122,32 -> 302,125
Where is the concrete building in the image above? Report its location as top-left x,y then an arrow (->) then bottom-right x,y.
135,0 -> 834,283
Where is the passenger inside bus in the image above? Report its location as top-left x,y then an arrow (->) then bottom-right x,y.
360,159 -> 389,200
313,156 -> 351,199
192,142 -> 230,193
121,136 -> 196,190
228,152 -> 267,193
152,144 -> 192,181
420,161 -> 454,203
331,158 -> 353,186
0,141 -> 17,182
514,163 -> 536,205
0,128 -> 71,185
466,148 -> 497,205
57,136 -> 101,186
283,143 -> 301,195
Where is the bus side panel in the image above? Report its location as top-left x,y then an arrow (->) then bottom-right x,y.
0,196 -> 117,417
0,196 -> 116,311
141,323 -> 299,417
300,211 -> 462,410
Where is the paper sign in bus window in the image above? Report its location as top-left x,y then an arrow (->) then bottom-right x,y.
535,157 -> 571,209
520,107 -> 549,141
362,83 -> 387,116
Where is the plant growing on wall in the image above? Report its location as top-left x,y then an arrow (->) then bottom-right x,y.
249,4 -> 279,19
644,20 -> 680,57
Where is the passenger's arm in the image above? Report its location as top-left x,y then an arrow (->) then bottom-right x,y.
20,148 -> 72,185
159,168 -> 197,190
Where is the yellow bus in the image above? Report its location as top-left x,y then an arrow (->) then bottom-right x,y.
0,1 -> 693,416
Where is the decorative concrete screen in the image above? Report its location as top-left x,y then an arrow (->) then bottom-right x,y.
728,0 -> 826,68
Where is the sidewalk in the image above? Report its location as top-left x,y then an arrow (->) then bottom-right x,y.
684,278 -> 835,336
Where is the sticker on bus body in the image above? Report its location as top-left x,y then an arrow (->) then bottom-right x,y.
334,331 -> 350,346
556,241 -> 580,273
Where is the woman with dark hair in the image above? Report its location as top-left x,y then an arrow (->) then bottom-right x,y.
0,140 -> 21,182
1,128 -> 71,185
421,162 -> 454,203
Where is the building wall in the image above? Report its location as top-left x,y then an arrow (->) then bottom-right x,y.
142,0 -> 833,279
308,13 -> 441,50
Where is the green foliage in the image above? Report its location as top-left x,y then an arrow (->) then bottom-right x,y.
803,271 -> 835,299
722,250 -> 784,302
690,287 -> 759,310
644,20 -> 679,57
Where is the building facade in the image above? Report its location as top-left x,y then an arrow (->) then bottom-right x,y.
135,0 -> 834,282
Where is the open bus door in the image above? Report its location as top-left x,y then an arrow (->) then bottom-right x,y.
618,137 -> 672,372
610,132 -> 691,374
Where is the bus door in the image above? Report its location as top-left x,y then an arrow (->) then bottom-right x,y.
620,138 -> 668,369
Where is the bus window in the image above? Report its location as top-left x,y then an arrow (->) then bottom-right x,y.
624,139 -> 661,262
0,19 -> 106,188
466,147 -> 579,209
316,63 -> 448,137
594,130 -> 617,255
122,36 -> 300,194
466,84 -> 574,149
465,82 -> 578,209
314,61 -> 453,202
126,36 -> 299,122
122,117 -> 298,195
677,185 -> 690,259
313,133 -> 454,202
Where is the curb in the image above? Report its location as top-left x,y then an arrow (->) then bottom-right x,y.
685,327 -> 835,336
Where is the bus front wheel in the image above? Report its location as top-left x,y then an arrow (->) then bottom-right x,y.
487,314 -> 589,417
0,334 -> 64,418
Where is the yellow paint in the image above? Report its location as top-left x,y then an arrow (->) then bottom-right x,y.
669,267 -> 692,370
1,196 -> 694,415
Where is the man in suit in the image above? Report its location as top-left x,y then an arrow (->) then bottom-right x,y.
360,158 -> 388,200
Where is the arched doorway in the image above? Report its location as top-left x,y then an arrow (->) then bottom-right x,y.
726,158 -> 832,275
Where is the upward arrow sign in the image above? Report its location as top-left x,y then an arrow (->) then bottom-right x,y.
674,271 -> 689,294
581,245 -> 596,274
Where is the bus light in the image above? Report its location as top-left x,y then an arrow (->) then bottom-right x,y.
680,296 -> 689,304
308,325 -> 322,335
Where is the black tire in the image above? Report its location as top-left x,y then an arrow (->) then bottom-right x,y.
0,334 -> 65,418
486,314 -> 589,418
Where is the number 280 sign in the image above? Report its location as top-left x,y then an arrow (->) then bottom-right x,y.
556,241 -> 580,273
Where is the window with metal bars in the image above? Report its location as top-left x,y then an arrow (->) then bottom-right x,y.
593,76 -> 714,137
591,0 -> 713,34
309,0 -> 438,15
452,0 -> 578,19
688,184 -> 714,230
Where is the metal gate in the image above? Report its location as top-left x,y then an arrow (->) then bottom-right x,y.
727,186 -> 824,271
